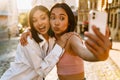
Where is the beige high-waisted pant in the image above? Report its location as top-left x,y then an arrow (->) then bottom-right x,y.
58,72 -> 85,80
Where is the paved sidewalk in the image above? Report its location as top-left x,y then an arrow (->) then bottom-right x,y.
82,41 -> 120,80
84,57 -> 120,80
109,42 -> 120,69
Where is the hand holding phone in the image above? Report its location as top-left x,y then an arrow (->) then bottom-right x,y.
88,10 -> 108,35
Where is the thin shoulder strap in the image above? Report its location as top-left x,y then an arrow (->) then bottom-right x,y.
64,32 -> 83,48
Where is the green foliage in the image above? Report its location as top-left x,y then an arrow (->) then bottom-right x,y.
19,27 -> 24,34
0,25 -> 7,31
18,12 -> 28,28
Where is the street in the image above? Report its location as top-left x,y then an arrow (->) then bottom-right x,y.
0,37 -> 120,80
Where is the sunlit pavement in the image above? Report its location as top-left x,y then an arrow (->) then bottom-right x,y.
0,37 -> 120,80
84,42 -> 120,80
85,42 -> 120,80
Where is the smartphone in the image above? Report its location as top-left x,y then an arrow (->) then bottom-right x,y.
88,10 -> 108,35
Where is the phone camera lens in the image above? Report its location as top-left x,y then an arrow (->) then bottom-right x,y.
92,16 -> 95,19
93,12 -> 95,15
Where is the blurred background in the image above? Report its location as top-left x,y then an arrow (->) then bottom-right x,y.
0,0 -> 120,41
0,0 -> 120,80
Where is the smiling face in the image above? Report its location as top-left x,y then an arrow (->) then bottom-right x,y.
32,9 -> 50,35
50,7 -> 68,35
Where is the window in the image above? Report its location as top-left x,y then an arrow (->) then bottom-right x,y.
118,13 -> 120,29
116,0 -> 118,3
114,14 -> 117,29
110,14 -> 113,28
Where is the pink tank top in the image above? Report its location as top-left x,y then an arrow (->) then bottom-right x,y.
57,51 -> 84,75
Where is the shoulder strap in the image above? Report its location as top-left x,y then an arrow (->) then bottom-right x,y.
64,32 -> 83,48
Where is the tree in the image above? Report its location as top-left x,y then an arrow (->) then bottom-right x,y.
18,12 -> 28,28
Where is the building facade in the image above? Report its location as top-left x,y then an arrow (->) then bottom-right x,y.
0,0 -> 19,39
0,0 -> 9,39
24,0 -> 120,41
0,13 -> 8,39
32,0 -> 78,11
77,0 -> 89,34
77,0 -> 120,41
108,0 -> 120,41
8,0 -> 19,37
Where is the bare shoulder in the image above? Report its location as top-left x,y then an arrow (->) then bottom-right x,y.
64,32 -> 80,39
65,32 -> 79,36
67,32 -> 83,43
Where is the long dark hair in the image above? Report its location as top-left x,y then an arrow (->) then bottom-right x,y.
50,3 -> 77,32
29,5 -> 54,43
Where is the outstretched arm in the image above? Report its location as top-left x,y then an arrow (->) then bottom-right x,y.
68,26 -> 111,61
69,34 -> 98,61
